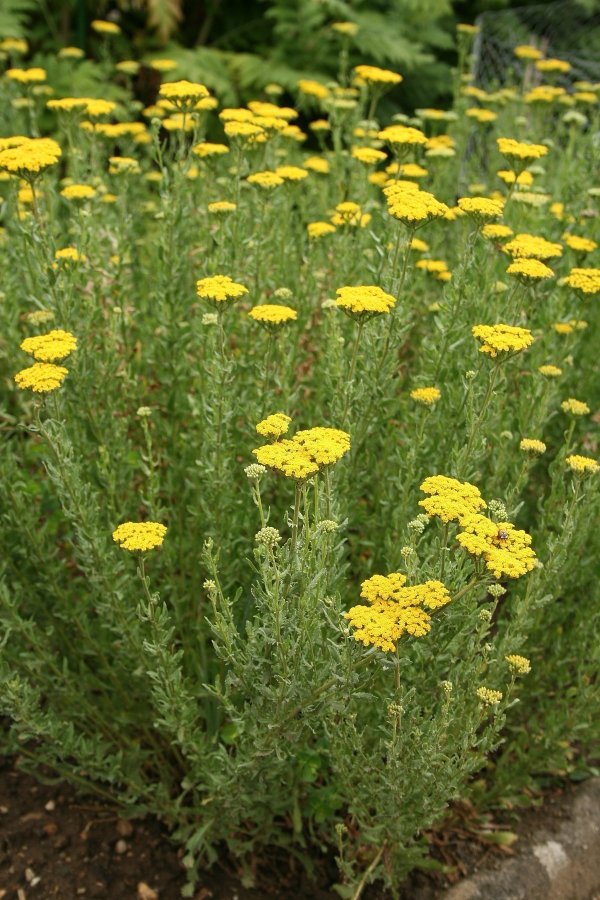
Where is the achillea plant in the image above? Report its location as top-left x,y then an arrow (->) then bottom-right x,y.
0,21 -> 599,900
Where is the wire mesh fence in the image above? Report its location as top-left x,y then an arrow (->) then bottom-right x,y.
472,0 -> 600,89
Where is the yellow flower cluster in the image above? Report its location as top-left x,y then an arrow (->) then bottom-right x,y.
519,438 -> 546,455
335,285 -> 396,318
247,171 -> 284,189
207,200 -> 236,214
91,19 -> 121,35
503,233 -> 562,260
561,398 -> 590,416
48,97 -> 117,118
563,235 -> 597,254
330,201 -> 370,228
385,184 -> 449,227
497,137 -> 549,160
506,258 -> 554,282
378,125 -> 427,147
14,363 -> 68,393
457,514 -> 536,579
457,196 -> 504,221
308,221 -> 336,239
565,454 -> 599,474
248,304 -> 297,328
477,687 -> 503,705
536,58 -> 570,73
20,330 -> 77,362
55,247 -> 85,264
6,67 -> 46,83
253,426 -> 350,479
514,45 -> 543,60
419,475 -> 486,523
564,267 -> 600,295
351,146 -> 387,165
0,137 -> 61,178
298,79 -> 329,100
112,521 -> 167,552
196,275 -> 248,305
256,413 -> 292,440
193,142 -> 229,158
410,386 -> 441,406
472,324 -> 534,357
497,169 -> 533,186
483,224 -> 513,240
158,80 -> 209,109
275,165 -> 308,182
60,183 -> 97,201
344,571 -> 451,652
506,654 -> 531,675
354,65 -> 402,86
538,364 -> 562,377
525,85 -> 566,104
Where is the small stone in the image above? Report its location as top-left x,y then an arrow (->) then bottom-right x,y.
116,819 -> 134,837
137,883 -> 159,900
115,839 -> 128,855
43,822 -> 58,836
0,890 -> 7,899
76,889 -> 86,896
30,878 -> 41,888
25,868 -> 35,883
44,800 -> 56,812
0,805 -> 8,814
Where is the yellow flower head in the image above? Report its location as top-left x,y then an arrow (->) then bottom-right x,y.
538,364 -> 562,378
20,329 -> 77,362
247,171 -> 283,189
378,125 -> 427,147
275,165 -> 309,182
503,233 -> 562,260
419,475 -> 486,523
308,221 -> 336,239
196,275 -> 248,305
506,258 -> 554,282
482,224 -> 513,240
91,19 -> 121,35
0,137 -> 61,179
112,521 -> 167,552
472,323 -> 534,357
256,413 -> 292,440
298,79 -> 330,100
411,386 -> 441,406
292,427 -> 350,467
536,58 -> 571,74
514,45 -> 543,60
193,142 -> 229,158
303,156 -> 330,174
208,201 -> 236,214
331,201 -> 370,228
253,440 -> 319,480
477,686 -> 503,705
561,398 -> 590,416
14,362 -> 68,393
563,267 -> 600,295
354,65 -> 402,86
563,235 -> 597,254
519,438 -> 546,455
248,304 -> 297,329
158,81 -> 209,110
344,571 -> 451,652
497,169 -> 533,186
505,654 -> 531,675
60,183 -> 97,201
352,146 -> 387,166
331,21 -> 359,37
335,285 -> 396,318
565,454 -> 599,475
457,514 -> 536,579
457,196 -> 504,221
385,186 -> 449,226
109,156 -> 140,174
6,67 -> 46,83
497,137 -> 548,161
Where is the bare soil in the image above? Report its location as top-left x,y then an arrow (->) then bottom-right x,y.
0,754 -> 579,900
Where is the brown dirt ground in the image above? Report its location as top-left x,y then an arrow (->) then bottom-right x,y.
0,754 -> 578,900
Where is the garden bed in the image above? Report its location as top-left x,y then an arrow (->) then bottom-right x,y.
3,754 -> 597,900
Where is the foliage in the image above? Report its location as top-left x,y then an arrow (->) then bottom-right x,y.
0,24 -> 600,897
